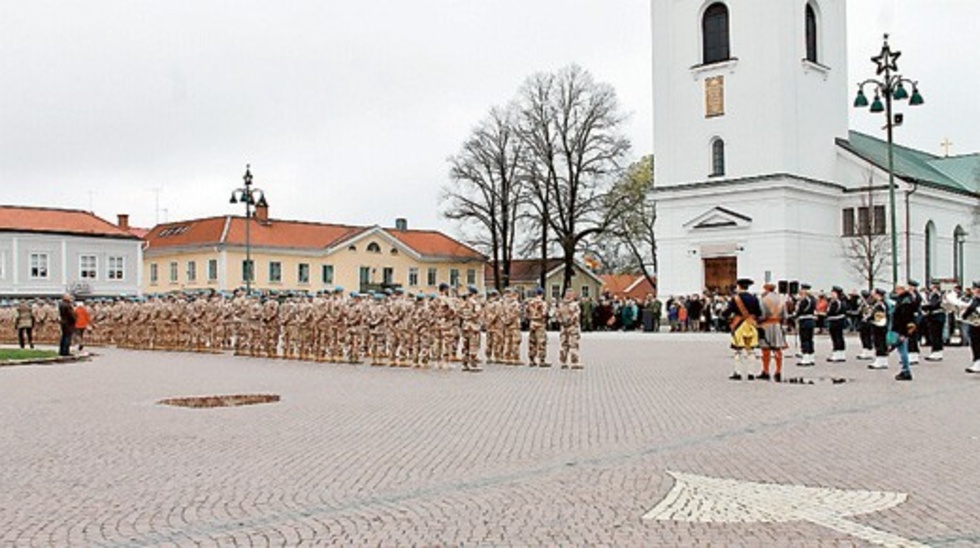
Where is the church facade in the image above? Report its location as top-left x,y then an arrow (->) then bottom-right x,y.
651,0 -> 979,297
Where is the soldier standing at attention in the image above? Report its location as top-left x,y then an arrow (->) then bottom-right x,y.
794,284 -> 817,366
457,285 -> 483,372
501,289 -> 522,365
557,288 -> 582,369
483,289 -> 501,364
525,287 -> 549,367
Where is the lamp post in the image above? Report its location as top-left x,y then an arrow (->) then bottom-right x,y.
853,34 -> 924,286
229,165 -> 266,293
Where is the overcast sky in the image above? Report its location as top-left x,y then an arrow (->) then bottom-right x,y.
1,1 -> 977,232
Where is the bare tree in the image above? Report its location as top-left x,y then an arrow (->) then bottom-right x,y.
598,154 -> 658,288
516,65 -> 631,292
442,106 -> 528,290
843,173 -> 891,290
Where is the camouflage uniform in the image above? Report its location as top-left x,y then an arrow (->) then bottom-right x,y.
410,296 -> 433,367
483,291 -> 501,363
557,294 -> 582,369
525,292 -> 549,367
501,291 -> 523,365
261,299 -> 280,358
434,289 -> 458,368
457,288 -> 483,371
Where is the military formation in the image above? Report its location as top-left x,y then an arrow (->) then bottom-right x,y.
0,284 -> 586,371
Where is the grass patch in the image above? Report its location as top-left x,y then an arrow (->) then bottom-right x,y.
0,348 -> 60,361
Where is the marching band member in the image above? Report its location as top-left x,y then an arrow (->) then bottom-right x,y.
924,281 -> 946,361
867,288 -> 890,370
907,280 -> 923,364
856,290 -> 875,360
826,286 -> 847,362
958,282 -> 980,374
794,284 -> 817,366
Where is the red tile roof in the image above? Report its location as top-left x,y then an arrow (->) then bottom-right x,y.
600,273 -> 657,299
127,227 -> 150,239
145,216 -> 483,260
388,229 -> 483,260
224,218 -> 366,250
0,205 -> 139,239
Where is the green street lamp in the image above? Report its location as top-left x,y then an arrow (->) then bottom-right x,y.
229,165 -> 266,294
852,34 -> 924,286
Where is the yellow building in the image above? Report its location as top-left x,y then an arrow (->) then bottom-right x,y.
143,209 -> 485,294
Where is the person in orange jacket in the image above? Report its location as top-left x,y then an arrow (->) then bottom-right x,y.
74,300 -> 91,351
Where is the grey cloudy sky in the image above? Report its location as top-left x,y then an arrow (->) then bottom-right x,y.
1,1 -> 977,232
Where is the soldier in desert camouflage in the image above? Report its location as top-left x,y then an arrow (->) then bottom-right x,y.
525,287 -> 549,367
557,288 -> 583,369
457,285 -> 484,372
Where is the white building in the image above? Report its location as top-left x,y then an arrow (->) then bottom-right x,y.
0,206 -> 144,298
651,0 -> 979,296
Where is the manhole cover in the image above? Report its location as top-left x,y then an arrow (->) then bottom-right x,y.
158,394 -> 280,408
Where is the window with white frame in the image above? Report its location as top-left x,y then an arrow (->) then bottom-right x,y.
466,268 -> 476,285
29,253 -> 49,279
551,284 -> 561,300
269,261 -> 282,283
322,264 -> 334,284
108,256 -> 124,280
427,268 -> 437,286
208,259 -> 218,281
186,261 -> 197,282
581,285 -> 590,298
409,267 -> 419,287
449,269 -> 460,288
79,255 -> 97,279
150,263 -> 158,284
298,263 -> 310,284
169,261 -> 178,283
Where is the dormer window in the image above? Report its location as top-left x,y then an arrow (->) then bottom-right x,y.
702,3 -> 730,65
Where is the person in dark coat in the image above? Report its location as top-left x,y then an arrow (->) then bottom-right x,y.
58,293 -> 76,357
891,285 -> 917,381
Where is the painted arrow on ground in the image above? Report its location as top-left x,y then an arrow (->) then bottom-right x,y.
643,471 -> 927,548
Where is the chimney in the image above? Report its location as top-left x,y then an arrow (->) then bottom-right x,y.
117,214 -> 130,230
395,218 -> 408,231
254,196 -> 269,223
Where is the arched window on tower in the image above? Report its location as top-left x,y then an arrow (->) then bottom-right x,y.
954,226 -> 967,285
805,3 -> 818,63
924,221 -> 936,283
710,138 -> 726,177
702,3 -> 730,65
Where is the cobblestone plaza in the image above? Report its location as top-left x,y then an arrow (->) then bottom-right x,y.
1,333 -> 978,546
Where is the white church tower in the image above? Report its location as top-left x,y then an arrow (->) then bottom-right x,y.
652,0 -> 851,296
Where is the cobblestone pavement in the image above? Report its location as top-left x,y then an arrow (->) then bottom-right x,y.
1,333 -> 978,546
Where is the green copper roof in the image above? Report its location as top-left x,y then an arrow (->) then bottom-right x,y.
837,131 -> 980,196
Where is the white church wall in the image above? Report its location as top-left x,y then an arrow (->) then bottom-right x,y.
652,0 -> 848,188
